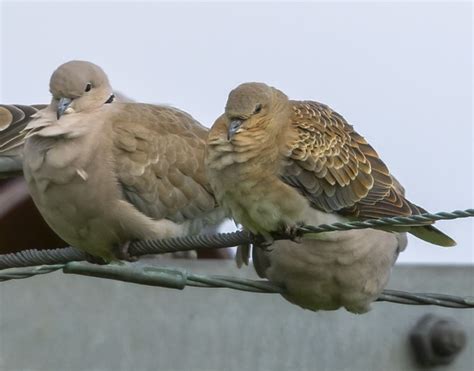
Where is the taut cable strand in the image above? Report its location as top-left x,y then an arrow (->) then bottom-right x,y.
0,208 -> 472,270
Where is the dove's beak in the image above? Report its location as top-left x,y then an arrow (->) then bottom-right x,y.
57,97 -> 73,119
228,119 -> 242,140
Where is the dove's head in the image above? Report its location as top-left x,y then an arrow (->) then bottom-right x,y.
224,82 -> 289,141
49,60 -> 114,119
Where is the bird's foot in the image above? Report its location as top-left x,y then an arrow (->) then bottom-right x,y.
113,241 -> 138,262
281,223 -> 305,243
250,232 -> 274,252
245,231 -> 273,252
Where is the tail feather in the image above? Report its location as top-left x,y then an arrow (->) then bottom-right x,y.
370,224 -> 456,247
409,225 -> 456,247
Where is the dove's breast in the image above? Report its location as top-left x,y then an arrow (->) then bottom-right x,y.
23,127 -> 125,259
209,158 -> 311,239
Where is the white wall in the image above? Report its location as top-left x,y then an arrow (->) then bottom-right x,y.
0,0 -> 472,263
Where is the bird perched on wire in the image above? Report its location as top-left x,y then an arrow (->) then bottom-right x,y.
19,60 -> 224,262
206,82 -> 455,313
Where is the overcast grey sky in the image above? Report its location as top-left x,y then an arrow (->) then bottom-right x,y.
0,1 -> 472,264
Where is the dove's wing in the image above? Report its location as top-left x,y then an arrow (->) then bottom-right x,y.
282,100 -> 423,219
281,101 -> 454,246
0,104 -> 46,155
111,103 -> 219,225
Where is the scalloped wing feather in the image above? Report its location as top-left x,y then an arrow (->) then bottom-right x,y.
284,101 -> 426,219
281,101 -> 455,246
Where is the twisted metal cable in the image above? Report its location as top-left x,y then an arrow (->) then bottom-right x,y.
299,209 -> 474,234
0,264 -> 64,282
0,233 -> 248,270
0,208 -> 472,270
0,247 -> 85,270
378,290 -> 474,308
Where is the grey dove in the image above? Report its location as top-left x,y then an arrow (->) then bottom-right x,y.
207,82 -> 455,313
21,60 -> 224,262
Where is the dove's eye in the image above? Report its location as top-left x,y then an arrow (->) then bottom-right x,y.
254,104 -> 262,114
84,83 -> 92,92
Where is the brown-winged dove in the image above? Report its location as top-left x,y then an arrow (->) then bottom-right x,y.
206,82 -> 455,313
20,60 -> 224,262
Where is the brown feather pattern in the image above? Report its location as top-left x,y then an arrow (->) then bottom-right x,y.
284,100 -> 425,220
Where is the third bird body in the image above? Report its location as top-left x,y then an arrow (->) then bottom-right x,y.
248,228 -> 407,313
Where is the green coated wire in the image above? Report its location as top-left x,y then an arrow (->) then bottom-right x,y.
1,262 -> 472,308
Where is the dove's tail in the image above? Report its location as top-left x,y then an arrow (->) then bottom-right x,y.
409,225 -> 456,247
